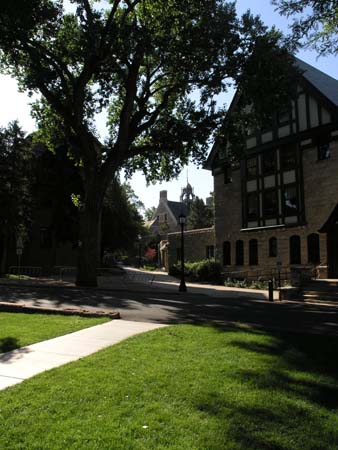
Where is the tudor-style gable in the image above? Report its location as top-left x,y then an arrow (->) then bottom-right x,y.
207,58 -> 338,231
207,59 -> 338,170
245,59 -> 338,153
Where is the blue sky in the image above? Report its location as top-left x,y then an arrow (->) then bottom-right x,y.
0,0 -> 336,210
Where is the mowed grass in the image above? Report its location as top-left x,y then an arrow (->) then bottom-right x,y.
0,324 -> 338,450
0,312 -> 110,352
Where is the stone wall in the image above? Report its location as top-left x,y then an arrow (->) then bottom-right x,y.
213,139 -> 338,277
167,227 -> 215,268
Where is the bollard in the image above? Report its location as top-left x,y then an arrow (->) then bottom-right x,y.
268,280 -> 274,302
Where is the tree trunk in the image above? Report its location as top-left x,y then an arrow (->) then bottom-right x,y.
76,178 -> 103,287
76,206 -> 101,286
0,228 -> 8,276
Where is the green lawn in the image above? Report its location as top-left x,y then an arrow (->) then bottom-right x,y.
0,324 -> 337,450
0,312 -> 110,352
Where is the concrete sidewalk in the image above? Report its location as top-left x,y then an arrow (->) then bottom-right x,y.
0,319 -> 166,391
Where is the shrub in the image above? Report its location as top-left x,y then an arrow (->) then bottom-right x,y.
143,265 -> 157,271
169,259 -> 222,284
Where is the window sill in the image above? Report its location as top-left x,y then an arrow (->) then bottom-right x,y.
241,224 -> 285,232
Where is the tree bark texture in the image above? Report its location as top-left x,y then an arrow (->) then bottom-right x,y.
75,175 -> 103,287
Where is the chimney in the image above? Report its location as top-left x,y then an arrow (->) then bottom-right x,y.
160,190 -> 167,202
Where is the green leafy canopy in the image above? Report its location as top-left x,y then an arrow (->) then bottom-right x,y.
0,1 -> 294,183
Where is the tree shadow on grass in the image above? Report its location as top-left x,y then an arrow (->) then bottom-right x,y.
192,325 -> 338,450
0,337 -> 30,363
0,337 -> 19,353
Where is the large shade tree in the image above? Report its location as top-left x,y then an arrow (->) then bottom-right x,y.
0,0 -> 295,286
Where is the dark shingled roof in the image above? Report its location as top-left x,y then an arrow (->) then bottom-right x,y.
167,201 -> 188,221
295,57 -> 338,108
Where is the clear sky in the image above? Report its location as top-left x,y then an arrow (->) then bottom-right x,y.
0,0 -> 336,210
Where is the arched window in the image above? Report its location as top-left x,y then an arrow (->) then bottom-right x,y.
290,235 -> 301,264
269,237 -> 277,257
307,233 -> 320,264
235,240 -> 244,266
249,239 -> 258,265
223,241 -> 231,266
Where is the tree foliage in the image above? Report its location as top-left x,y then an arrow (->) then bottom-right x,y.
102,180 -> 145,254
35,144 -> 82,248
0,122 -> 34,273
273,0 -> 338,55
144,206 -> 156,221
0,0 -> 296,285
187,197 -> 214,230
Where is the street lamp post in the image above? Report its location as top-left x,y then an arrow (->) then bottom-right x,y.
138,234 -> 142,267
178,213 -> 187,292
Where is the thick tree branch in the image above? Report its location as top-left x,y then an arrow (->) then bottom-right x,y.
129,85 -> 178,144
81,0 -> 95,27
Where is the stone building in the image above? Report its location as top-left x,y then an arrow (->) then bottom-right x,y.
146,190 -> 188,238
167,227 -> 214,267
205,58 -> 338,279
146,182 -> 197,239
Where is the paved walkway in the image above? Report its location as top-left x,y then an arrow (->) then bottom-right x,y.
124,267 -> 280,300
0,267 -> 279,300
0,319 -> 166,391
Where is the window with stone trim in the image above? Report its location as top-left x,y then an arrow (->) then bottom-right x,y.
307,233 -> 320,264
206,245 -> 215,259
223,241 -> 231,266
317,134 -> 331,161
249,239 -> 258,265
290,235 -> 301,264
269,237 -> 277,257
318,143 -> 331,160
235,240 -> 244,266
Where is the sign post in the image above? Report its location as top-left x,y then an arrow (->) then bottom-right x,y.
16,237 -> 24,278
276,257 -> 282,286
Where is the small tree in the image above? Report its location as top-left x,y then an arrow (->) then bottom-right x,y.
187,197 -> 213,230
144,206 -> 156,221
102,180 -> 144,256
0,122 -> 34,274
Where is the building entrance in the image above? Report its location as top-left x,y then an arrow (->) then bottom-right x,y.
327,224 -> 338,278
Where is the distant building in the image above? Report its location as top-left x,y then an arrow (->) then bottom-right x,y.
146,187 -> 191,239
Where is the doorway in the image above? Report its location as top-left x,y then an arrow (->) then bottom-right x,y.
327,224 -> 338,278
